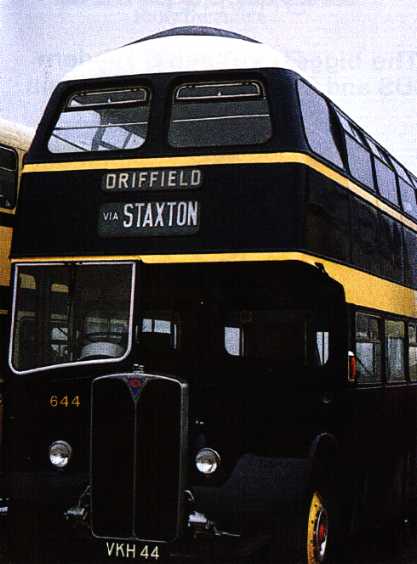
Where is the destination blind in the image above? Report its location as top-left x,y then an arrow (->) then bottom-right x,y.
102,168 -> 203,192
98,200 -> 200,237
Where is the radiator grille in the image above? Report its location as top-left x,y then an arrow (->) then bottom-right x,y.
91,373 -> 188,541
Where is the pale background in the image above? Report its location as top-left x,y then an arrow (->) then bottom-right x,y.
0,0 -> 415,171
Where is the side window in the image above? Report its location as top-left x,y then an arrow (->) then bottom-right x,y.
385,320 -> 405,382
298,81 -> 343,168
355,313 -> 382,384
408,173 -> 417,189
224,310 -> 307,362
374,160 -> 398,206
409,323 -> 417,382
0,145 -> 18,209
351,197 -> 378,273
398,178 -> 417,219
389,157 -> 409,181
168,81 -> 272,148
48,87 -> 150,153
403,228 -> 417,289
224,309 -> 329,367
345,137 -> 375,190
139,311 -> 180,352
336,112 -> 374,191
364,136 -> 398,205
315,331 -> 330,365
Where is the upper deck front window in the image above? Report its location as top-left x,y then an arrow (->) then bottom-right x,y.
168,80 -> 272,148
48,87 -> 150,153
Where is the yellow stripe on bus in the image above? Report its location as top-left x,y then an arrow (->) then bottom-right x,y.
0,207 -> 15,215
11,251 -> 417,318
0,226 -> 13,286
22,152 -> 417,233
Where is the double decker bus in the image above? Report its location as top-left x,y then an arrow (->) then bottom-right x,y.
0,120 -> 32,431
4,27 -> 417,564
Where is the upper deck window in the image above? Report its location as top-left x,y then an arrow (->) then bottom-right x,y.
48,87 -> 150,153
389,158 -> 409,181
0,144 -> 18,209
364,136 -> 399,206
374,159 -> 398,205
298,81 -> 343,168
168,80 -> 272,148
335,110 -> 374,191
398,178 -> 417,219
408,173 -> 417,188
365,136 -> 389,165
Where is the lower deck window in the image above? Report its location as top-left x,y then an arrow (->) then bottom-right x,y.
140,311 -> 180,352
385,320 -> 405,382
224,309 -> 329,366
355,313 -> 381,384
409,323 -> 417,381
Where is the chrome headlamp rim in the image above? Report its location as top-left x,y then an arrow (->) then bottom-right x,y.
49,440 -> 72,468
195,447 -> 221,475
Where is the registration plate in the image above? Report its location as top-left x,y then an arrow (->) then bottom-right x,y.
105,541 -> 164,560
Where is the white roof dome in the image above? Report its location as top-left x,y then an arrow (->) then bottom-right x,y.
64,26 -> 299,82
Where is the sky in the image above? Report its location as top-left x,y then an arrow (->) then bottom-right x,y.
0,0 -> 415,171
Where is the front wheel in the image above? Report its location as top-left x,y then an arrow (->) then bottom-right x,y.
306,492 -> 329,564
269,489 -> 335,564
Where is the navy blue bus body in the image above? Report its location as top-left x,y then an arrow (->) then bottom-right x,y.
4,61 -> 417,563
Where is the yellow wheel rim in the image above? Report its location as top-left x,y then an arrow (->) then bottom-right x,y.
307,491 -> 329,564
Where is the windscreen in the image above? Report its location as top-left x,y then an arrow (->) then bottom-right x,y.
11,263 -> 134,372
168,80 -> 272,147
48,87 -> 150,153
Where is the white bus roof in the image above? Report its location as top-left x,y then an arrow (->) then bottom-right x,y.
0,118 -> 33,151
64,26 -> 300,82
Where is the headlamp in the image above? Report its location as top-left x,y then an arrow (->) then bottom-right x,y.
49,440 -> 72,468
195,448 -> 221,475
